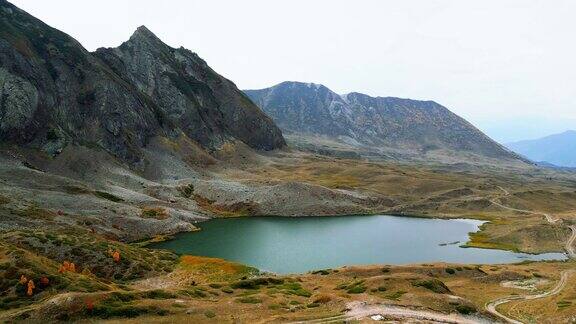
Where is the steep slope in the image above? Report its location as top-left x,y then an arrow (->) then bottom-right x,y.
245,81 -> 521,162
506,130 -> 576,167
94,26 -> 284,152
0,0 -> 284,164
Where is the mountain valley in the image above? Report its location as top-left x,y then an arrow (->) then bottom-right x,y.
0,1 -> 575,323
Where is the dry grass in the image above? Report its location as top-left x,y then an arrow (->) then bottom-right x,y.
140,207 -> 169,220
178,256 -> 257,282
214,152 -> 576,254
192,195 -> 255,217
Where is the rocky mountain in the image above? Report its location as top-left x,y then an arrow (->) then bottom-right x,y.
245,81 -> 522,162
0,0 -> 284,164
506,130 -> 576,167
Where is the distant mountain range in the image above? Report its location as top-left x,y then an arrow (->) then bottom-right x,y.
506,130 -> 576,168
246,81 -> 524,164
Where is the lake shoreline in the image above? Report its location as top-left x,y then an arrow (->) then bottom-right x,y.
149,214 -> 567,274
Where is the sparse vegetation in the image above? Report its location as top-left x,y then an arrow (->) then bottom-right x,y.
93,191 -> 124,203
385,291 -> 407,300
455,304 -> 476,315
336,280 -> 367,294
0,195 -> 10,205
278,281 -> 312,297
179,184 -> 195,198
412,279 -> 451,294
236,296 -> 262,303
140,207 -> 169,220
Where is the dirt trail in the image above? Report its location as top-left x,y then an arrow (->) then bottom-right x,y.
291,301 -> 487,324
485,187 -> 576,323
485,270 -> 574,324
491,186 -> 559,224
567,225 -> 576,258
490,187 -> 574,256
345,302 -> 485,324
294,301 -> 489,324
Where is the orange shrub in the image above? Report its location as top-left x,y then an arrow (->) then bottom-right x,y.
112,251 -> 121,263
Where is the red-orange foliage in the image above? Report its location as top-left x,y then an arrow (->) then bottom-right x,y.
58,261 -> 78,273
85,298 -> 94,312
26,280 -> 35,296
112,251 -> 120,263
19,275 -> 28,285
40,277 -> 50,286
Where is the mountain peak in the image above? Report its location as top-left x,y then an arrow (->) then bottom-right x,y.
272,81 -> 327,91
246,81 -> 525,163
129,25 -> 164,45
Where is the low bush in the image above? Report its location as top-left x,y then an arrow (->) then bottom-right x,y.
412,279 -> 451,294
236,296 -> 262,304
455,304 -> 476,315
279,282 -> 312,297
231,277 -> 284,289
140,207 -> 169,220
94,191 -> 124,203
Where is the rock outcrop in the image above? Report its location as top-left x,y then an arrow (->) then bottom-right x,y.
0,0 -> 285,164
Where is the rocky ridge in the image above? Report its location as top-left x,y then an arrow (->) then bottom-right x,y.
245,81 -> 523,163
0,0 -> 285,165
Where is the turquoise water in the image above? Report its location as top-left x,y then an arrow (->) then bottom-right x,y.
151,215 -> 566,274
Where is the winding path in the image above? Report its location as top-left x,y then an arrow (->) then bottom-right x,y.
566,225 -> 576,258
485,270 -> 574,324
485,187 -> 576,323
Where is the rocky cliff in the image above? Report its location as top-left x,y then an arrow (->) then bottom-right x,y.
0,0 -> 285,164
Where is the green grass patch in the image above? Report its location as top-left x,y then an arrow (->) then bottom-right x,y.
412,279 -> 451,294
557,300 -> 572,309
278,282 -> 312,297
231,277 -> 284,289
337,280 -> 367,294
236,296 -> 262,304
385,291 -> 406,301
141,289 -> 176,300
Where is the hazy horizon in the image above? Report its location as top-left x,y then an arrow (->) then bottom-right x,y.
10,0 -> 576,142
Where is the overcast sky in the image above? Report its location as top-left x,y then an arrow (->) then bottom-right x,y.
11,0 -> 576,142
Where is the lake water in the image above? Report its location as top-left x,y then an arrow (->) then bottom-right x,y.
151,215 -> 567,274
